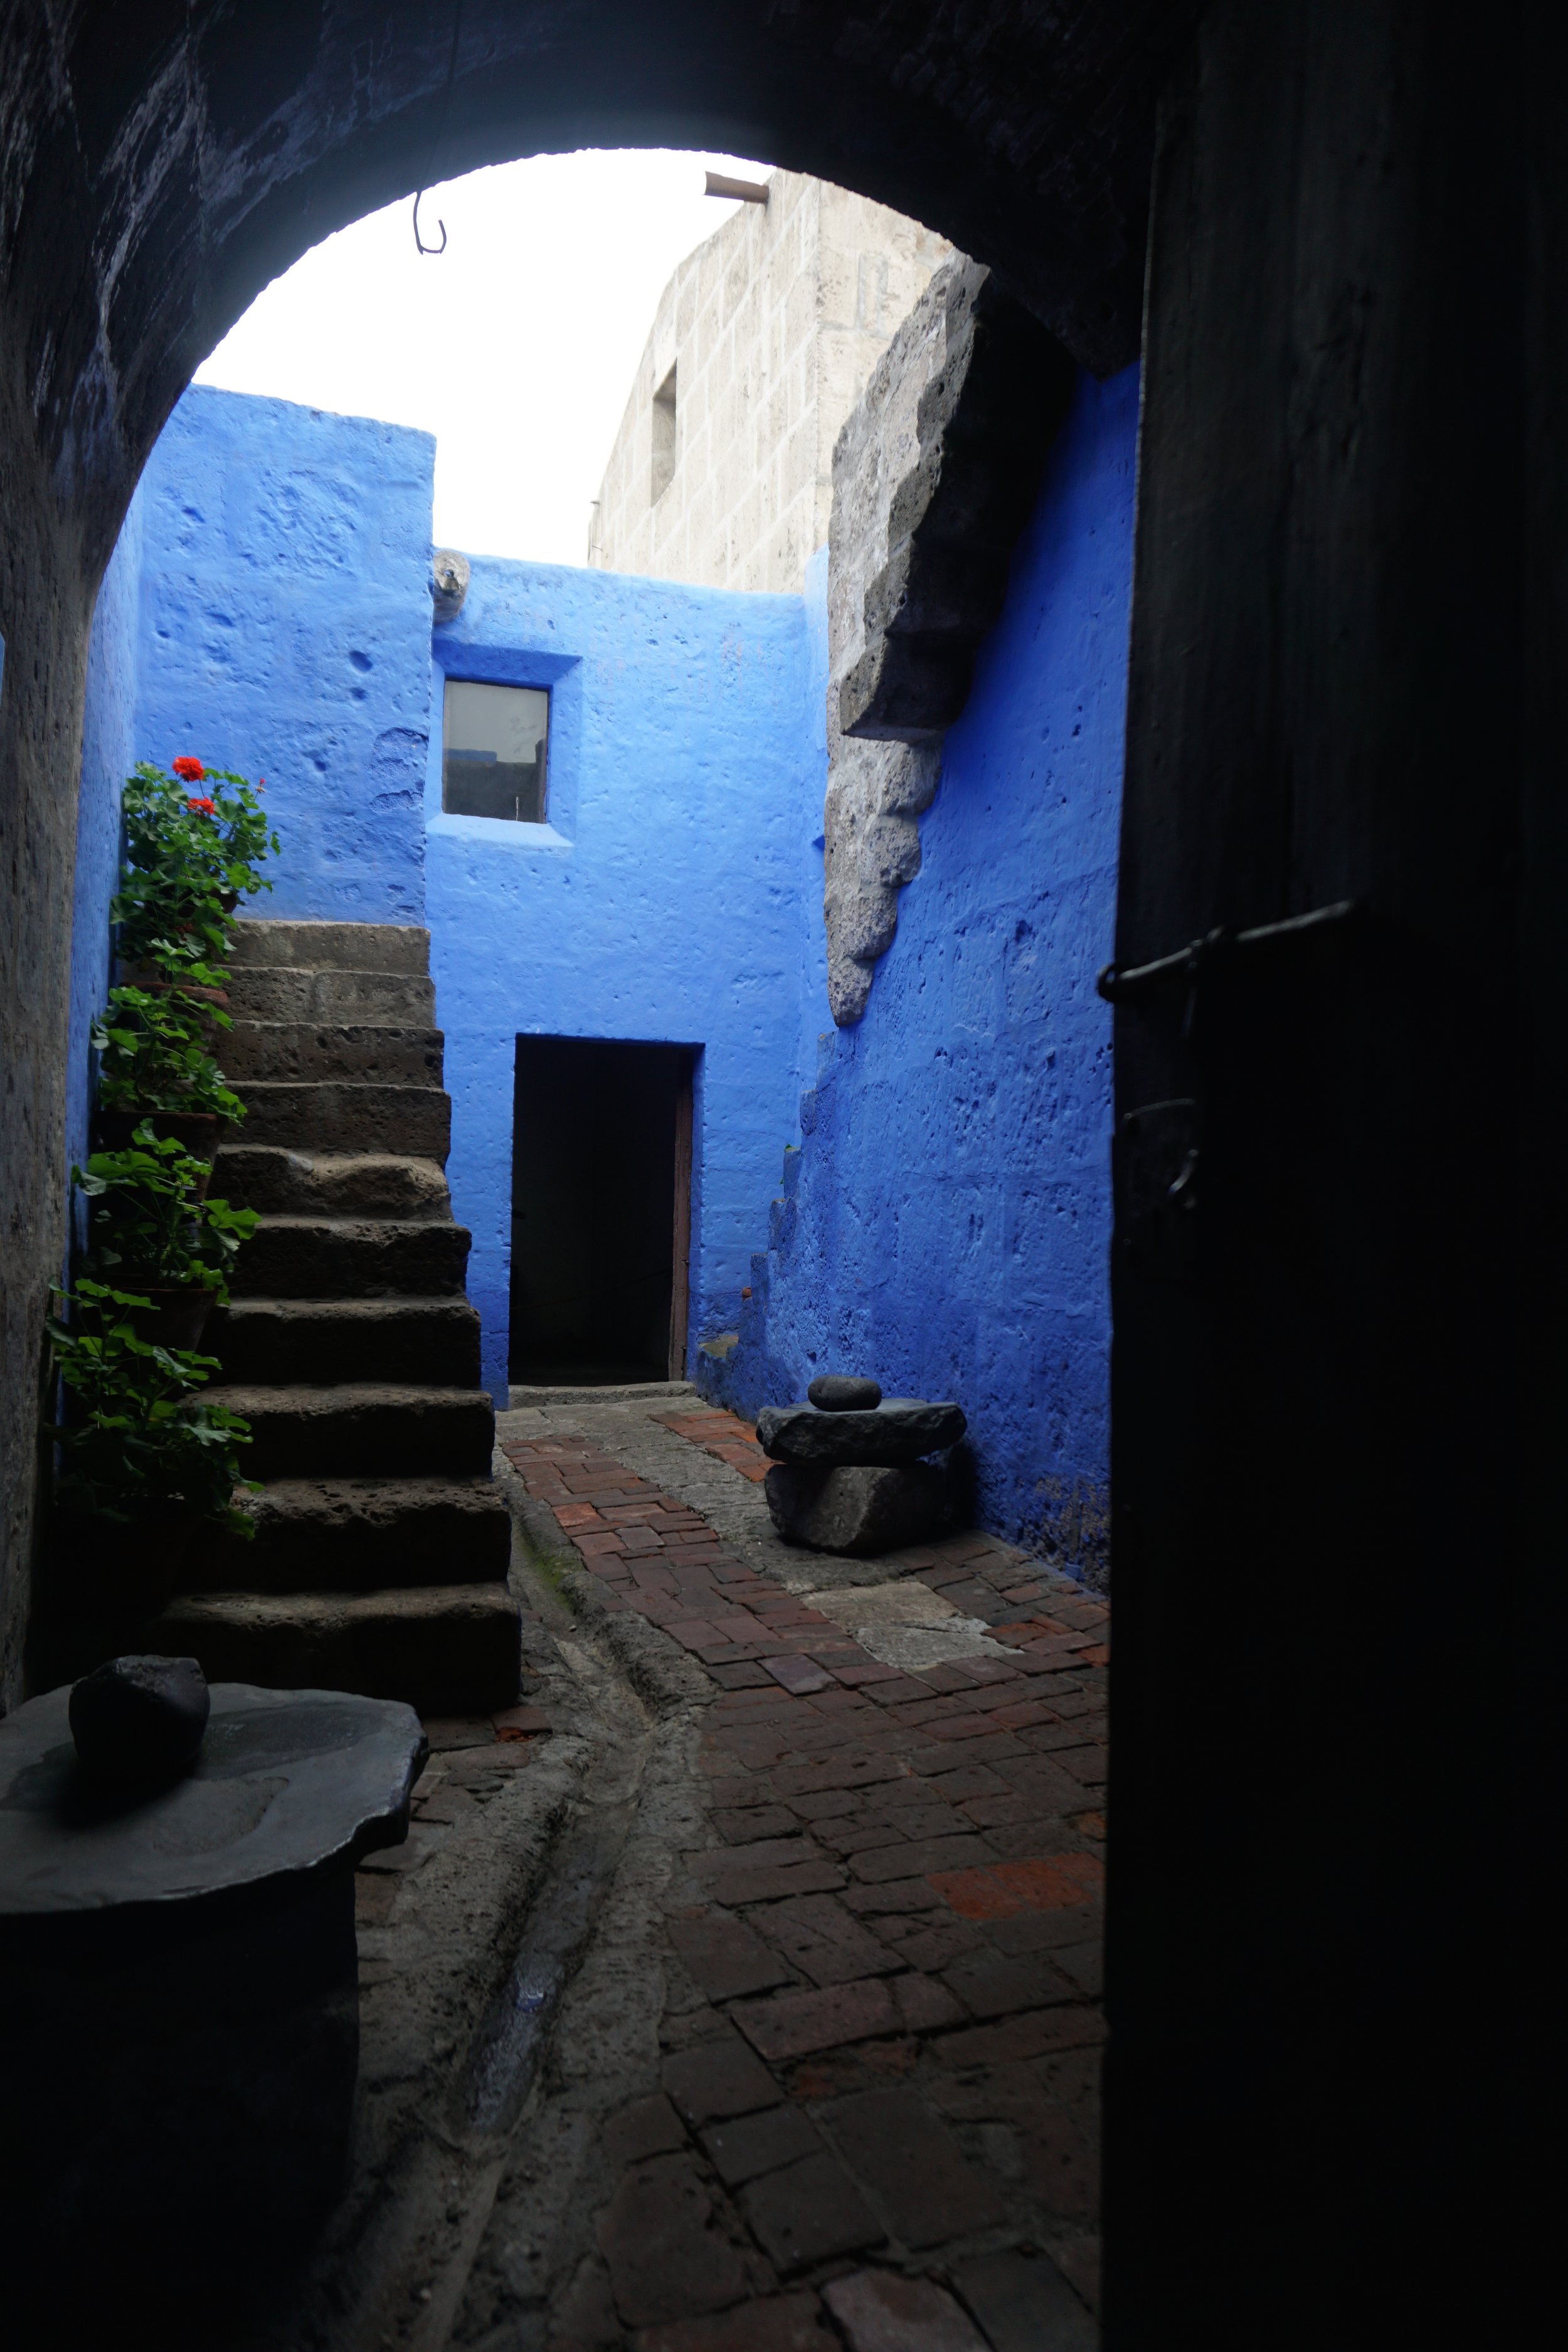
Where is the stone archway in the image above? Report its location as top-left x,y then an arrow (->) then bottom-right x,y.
1,0 -> 1174,1712
2,6 -> 1560,2346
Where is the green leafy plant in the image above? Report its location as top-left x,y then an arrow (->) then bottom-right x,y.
76,1125 -> 258,1300
113,759 -> 278,975
48,1279 -> 257,1533
92,984 -> 247,1121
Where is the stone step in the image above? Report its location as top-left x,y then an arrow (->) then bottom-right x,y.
230,919 -> 430,975
235,1081 -> 450,1157
211,1385 -> 495,1478
224,965 -> 437,1025
213,1296 -> 482,1385
144,1583 -> 521,1714
230,1217 -> 470,1299
213,1147 -> 452,1220
224,1022 -> 445,1086
179,1476 -> 513,1594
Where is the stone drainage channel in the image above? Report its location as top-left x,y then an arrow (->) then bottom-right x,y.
258,1392 -> 1109,2352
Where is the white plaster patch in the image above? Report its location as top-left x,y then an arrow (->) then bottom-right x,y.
801,1579 -> 1022,1668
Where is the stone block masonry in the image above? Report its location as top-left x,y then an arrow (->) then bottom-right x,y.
702,361 -> 1138,1574
591,173 -> 951,595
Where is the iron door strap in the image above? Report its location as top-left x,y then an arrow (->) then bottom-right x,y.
1096,899 -> 1361,1005
1116,1098 -> 1200,1283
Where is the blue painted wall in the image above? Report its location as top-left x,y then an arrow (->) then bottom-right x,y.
426,557 -> 823,1401
71,366 -> 1134,1580
67,501 -> 145,1187
132,386 -> 435,925
704,365 -> 1139,1577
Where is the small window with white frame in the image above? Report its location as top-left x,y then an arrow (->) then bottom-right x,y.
442,679 -> 549,823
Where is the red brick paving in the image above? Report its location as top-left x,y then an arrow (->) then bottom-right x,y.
650,1405 -> 773,1482
499,1422 -> 1108,2348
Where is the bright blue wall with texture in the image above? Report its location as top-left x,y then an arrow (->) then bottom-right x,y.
132,386 -> 435,924
67,501 -> 145,1190
426,557 -> 824,1402
704,365 -> 1138,1577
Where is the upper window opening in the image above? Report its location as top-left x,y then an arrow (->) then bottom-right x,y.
651,364 -> 678,504
443,679 -> 549,823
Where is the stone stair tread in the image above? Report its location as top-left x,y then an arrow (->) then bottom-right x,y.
144,1584 -> 520,1713
230,919 -> 430,974
213,1148 -> 453,1219
236,1472 -> 511,1510
233,1080 -> 451,1156
212,1382 -> 494,1477
230,1020 -> 444,1042
210,1380 -> 492,1411
176,1475 -> 512,1594
239,1219 -> 470,1241
213,1294 -> 482,1385
221,1292 -> 477,1314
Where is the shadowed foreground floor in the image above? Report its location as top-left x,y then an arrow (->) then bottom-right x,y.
263,1393 -> 1107,2352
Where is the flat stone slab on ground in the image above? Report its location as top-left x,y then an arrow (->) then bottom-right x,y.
756,1398 -> 966,1466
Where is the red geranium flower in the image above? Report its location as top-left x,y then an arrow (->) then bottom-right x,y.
186,796 -> 217,816
171,755 -> 205,781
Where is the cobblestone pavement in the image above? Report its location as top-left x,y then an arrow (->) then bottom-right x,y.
285,1394 -> 1107,2352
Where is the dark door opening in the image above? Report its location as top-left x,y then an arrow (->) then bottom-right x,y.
510,1037 -> 694,1387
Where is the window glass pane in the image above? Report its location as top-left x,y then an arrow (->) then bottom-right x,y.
443,680 -> 549,822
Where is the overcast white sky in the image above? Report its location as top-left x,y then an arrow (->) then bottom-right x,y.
196,150 -> 770,566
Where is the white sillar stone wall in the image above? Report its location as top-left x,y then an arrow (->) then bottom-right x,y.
589,172 -> 951,593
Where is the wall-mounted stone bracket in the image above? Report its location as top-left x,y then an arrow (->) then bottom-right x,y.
839,266 -> 1076,746
824,258 -> 1078,1022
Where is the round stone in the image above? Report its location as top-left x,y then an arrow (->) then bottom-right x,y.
69,1653 -> 210,1783
807,1375 -> 883,1412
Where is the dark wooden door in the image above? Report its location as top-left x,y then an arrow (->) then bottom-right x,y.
1103,6 -> 1565,2343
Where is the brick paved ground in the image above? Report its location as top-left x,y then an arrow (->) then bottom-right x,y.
489,1411 -> 1110,2351
649,1406 -> 771,1483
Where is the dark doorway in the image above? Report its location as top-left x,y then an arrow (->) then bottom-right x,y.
509,1037 -> 694,1386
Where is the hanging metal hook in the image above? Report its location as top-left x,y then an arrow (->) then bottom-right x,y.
412,189 -> 447,255
411,0 -> 465,256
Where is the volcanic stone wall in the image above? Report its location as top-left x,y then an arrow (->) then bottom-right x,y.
701,364 -> 1140,1573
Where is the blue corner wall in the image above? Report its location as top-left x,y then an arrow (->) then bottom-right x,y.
702,364 -> 1139,1577
71,363 -> 1134,1578
132,386 -> 435,925
67,500 -> 144,1189
426,558 -> 824,1401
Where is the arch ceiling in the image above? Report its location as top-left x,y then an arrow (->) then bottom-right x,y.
3,0 -> 1185,563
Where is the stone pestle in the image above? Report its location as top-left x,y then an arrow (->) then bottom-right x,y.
69,1653 -> 211,1783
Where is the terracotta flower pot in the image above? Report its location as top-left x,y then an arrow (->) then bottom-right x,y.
92,1110 -> 226,1193
127,1286 -> 218,1353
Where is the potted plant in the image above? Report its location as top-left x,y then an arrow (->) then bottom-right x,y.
75,1124 -> 258,1351
45,1278 -> 258,1661
90,983 -> 248,1170
113,758 -> 277,968
95,756 -> 276,1165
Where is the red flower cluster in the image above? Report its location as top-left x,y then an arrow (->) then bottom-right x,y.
171,755 -> 205,782
186,797 -> 217,816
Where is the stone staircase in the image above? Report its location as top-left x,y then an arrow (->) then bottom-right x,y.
146,919 -> 519,1711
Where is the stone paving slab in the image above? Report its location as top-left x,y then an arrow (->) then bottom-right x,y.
485,1404 -> 1108,2348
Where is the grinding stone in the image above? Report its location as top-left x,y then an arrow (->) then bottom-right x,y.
0,1679 -> 427,1922
756,1397 -> 967,1466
